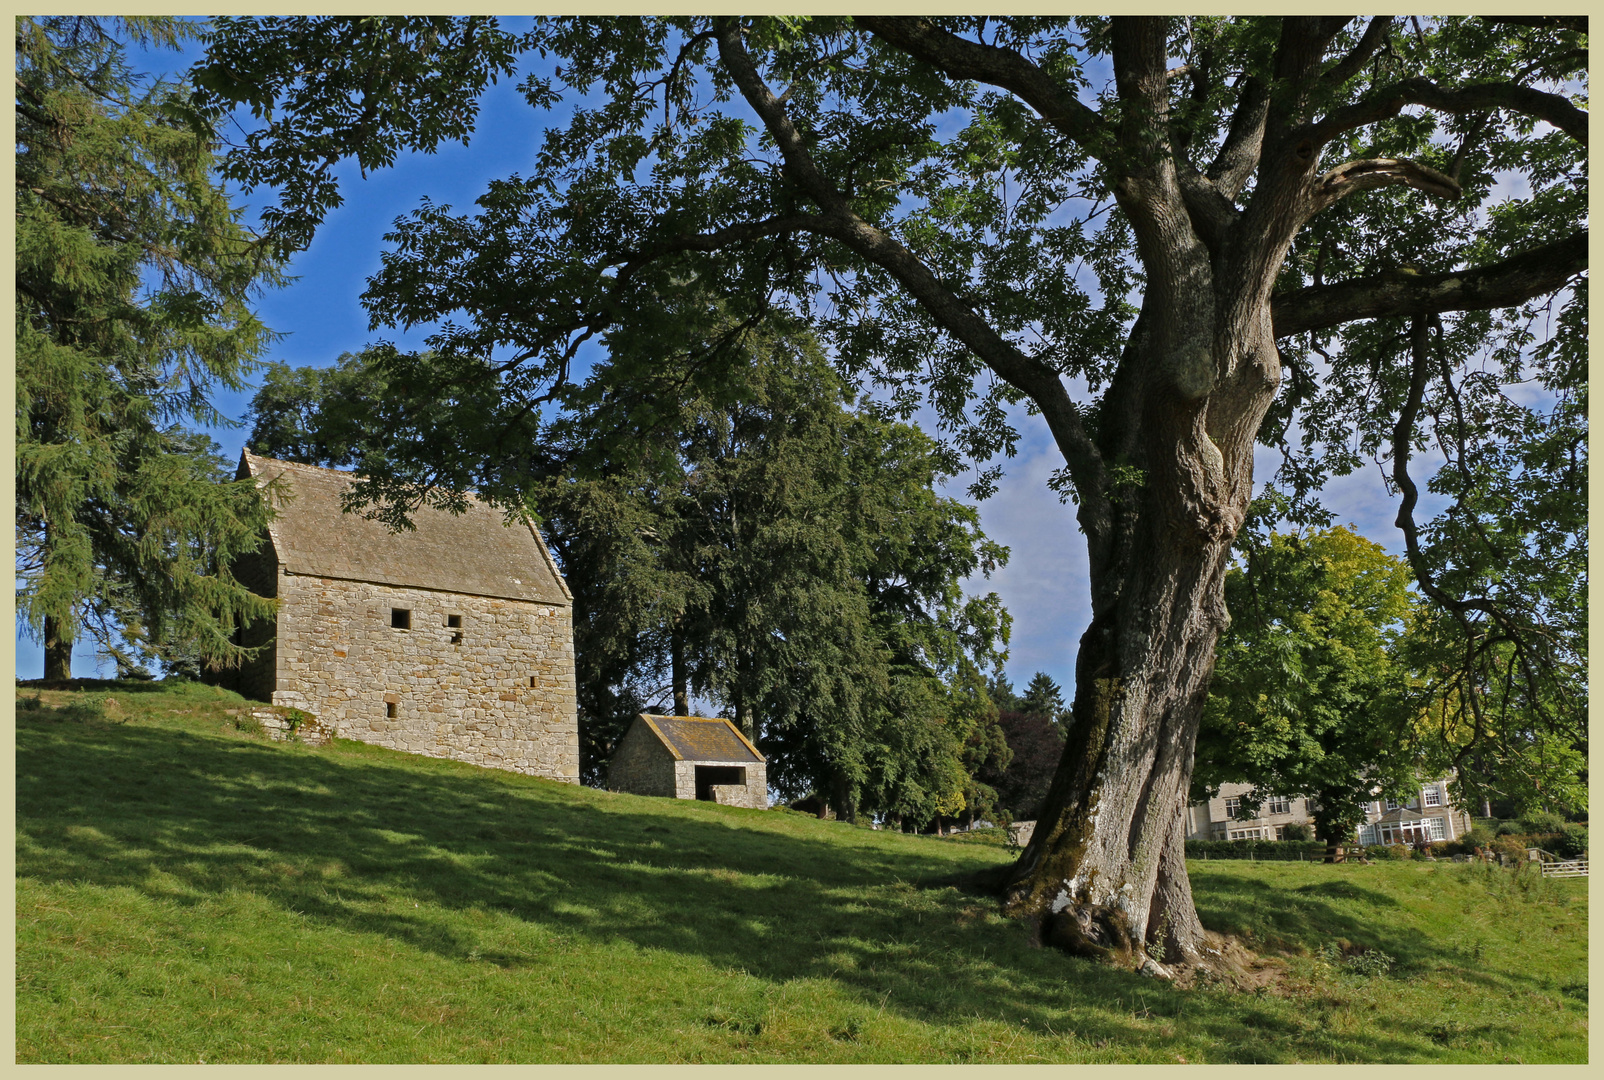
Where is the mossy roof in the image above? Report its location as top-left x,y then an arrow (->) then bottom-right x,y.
637,715 -> 764,763
242,452 -> 570,605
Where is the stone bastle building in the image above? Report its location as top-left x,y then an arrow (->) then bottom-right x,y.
607,714 -> 767,809
210,452 -> 579,782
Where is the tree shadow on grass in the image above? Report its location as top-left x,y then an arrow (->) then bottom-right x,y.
16,716 -> 1507,1062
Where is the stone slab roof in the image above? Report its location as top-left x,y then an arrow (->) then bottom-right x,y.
242,452 -> 570,605
639,715 -> 764,763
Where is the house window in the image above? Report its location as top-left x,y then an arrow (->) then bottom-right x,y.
391,608 -> 412,630
1385,798 -> 1401,811
1428,817 -> 1446,841
1423,786 -> 1442,807
1224,796 -> 1242,818
1267,797 -> 1291,815
1229,828 -> 1264,841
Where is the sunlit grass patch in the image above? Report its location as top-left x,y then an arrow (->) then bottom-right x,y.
16,680 -> 1588,1063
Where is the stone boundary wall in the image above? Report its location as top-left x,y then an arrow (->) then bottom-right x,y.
234,706 -> 335,747
269,571 -> 579,782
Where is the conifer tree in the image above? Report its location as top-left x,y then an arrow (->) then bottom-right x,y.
15,17 -> 284,677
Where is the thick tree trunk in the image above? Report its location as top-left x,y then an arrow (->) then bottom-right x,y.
1001,298 -> 1280,972
43,613 -> 72,682
1002,531 -> 1235,967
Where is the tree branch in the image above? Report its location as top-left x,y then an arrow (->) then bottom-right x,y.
854,16 -> 1109,156
1309,76 -> 1588,147
1321,16 -> 1393,88
711,18 -> 1111,528
1205,75 -> 1268,197
1310,156 -> 1462,212
1271,229 -> 1586,337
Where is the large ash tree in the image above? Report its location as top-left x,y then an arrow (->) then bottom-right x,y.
190,16 -> 1586,970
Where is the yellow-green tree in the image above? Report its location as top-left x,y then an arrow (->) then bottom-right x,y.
1192,526 -> 1420,855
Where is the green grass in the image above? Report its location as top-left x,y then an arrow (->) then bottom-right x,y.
16,681 -> 1588,1063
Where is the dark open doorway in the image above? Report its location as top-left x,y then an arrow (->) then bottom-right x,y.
694,765 -> 746,801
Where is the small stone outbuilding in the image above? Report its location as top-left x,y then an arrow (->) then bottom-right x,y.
209,452 -> 579,782
607,714 -> 767,809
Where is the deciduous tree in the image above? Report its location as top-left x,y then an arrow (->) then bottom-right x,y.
1192,525 -> 1421,857
192,15 -> 1586,970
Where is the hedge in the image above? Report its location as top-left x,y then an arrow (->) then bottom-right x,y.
1184,839 -> 1328,861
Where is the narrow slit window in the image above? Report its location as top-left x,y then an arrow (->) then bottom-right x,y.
529,676 -> 539,688
386,701 -> 398,719
391,608 -> 411,630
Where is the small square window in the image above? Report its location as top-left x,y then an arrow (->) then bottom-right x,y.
391,608 -> 411,630
447,614 -> 462,629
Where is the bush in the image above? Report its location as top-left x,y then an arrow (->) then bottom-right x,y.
1280,822 -> 1313,842
1184,838 -> 1326,861
1556,824 -> 1588,859
1519,811 -> 1568,836
1490,836 -> 1529,863
1364,844 -> 1413,861
1495,820 -> 1526,836
1462,824 -> 1495,849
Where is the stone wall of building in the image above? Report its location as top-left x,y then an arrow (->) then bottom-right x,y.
672,759 -> 768,810
606,721 -> 678,797
268,570 -> 579,782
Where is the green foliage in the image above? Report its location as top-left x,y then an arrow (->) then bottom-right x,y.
15,16 -> 285,677
1318,942 -> 1395,978
1020,673 -> 1067,723
1184,839 -> 1327,862
1193,527 -> 1421,845
1516,810 -> 1567,835
244,320 -> 1012,828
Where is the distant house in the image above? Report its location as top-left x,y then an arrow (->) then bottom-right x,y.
208,452 -> 579,782
1187,778 -> 1473,844
607,714 -> 767,809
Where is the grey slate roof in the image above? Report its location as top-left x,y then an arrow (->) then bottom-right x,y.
638,715 -> 764,763
242,452 -> 570,605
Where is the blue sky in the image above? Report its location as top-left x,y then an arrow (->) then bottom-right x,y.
17,19 -> 1425,690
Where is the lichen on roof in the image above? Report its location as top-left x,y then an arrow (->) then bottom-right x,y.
639,715 -> 764,763
242,452 -> 569,605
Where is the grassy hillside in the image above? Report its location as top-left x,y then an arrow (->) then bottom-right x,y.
16,681 -> 1587,1064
